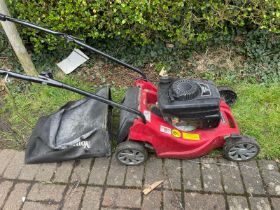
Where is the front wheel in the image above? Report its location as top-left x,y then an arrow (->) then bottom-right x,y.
116,141 -> 148,166
223,136 -> 260,161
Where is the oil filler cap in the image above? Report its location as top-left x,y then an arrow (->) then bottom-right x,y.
159,76 -> 172,84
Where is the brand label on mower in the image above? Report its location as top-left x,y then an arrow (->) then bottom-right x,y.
182,132 -> 200,141
160,126 -> 200,140
160,125 -> 171,135
171,129 -> 181,138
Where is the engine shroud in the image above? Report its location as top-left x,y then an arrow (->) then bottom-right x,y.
158,77 -> 221,128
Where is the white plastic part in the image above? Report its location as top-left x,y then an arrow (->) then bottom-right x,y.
57,48 -> 89,74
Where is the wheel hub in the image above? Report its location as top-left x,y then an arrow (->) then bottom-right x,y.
228,143 -> 258,161
117,149 -> 145,165
237,148 -> 248,155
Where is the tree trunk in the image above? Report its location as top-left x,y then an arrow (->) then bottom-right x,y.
0,0 -> 37,75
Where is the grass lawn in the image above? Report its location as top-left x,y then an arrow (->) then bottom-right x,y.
0,77 -> 279,159
232,83 -> 280,159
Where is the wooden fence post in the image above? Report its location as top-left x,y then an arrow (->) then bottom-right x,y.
0,0 -> 37,75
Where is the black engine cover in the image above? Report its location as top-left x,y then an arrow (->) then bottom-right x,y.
158,77 -> 221,123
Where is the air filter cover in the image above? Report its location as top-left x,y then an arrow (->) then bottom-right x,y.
158,77 -> 221,120
170,79 -> 201,101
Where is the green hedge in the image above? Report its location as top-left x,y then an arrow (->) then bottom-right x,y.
7,0 -> 280,51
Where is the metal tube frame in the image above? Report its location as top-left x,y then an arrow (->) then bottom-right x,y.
0,69 -> 146,123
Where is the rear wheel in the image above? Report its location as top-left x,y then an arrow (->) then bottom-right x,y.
116,141 -> 148,166
223,136 -> 260,161
218,86 -> 237,107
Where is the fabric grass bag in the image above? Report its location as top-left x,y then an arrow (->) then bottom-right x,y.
25,87 -> 112,163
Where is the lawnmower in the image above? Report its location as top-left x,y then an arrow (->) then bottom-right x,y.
0,14 -> 260,166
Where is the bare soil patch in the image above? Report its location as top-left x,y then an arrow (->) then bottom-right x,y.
73,63 -> 161,87
188,47 -> 245,73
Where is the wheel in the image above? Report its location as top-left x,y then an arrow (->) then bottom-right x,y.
116,141 -> 148,166
218,86 -> 237,107
223,136 -> 260,161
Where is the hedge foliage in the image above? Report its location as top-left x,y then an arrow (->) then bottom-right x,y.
7,0 -> 280,51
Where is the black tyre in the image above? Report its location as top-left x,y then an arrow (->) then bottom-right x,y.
223,136 -> 260,161
218,86 -> 237,107
116,141 -> 148,166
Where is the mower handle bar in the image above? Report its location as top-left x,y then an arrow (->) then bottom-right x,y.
0,69 -> 146,123
0,13 -> 147,80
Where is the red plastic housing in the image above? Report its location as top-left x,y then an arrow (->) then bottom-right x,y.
128,79 -> 240,159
